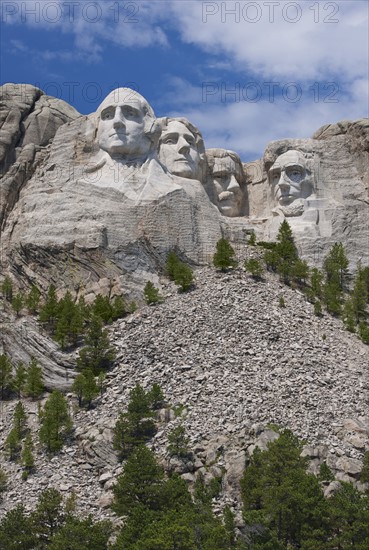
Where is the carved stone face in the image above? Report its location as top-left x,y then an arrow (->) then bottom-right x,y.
269,150 -> 311,206
158,120 -> 201,179
97,90 -> 152,159
211,155 -> 243,217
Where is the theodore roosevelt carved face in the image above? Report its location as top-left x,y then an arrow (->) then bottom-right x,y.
268,150 -> 313,207
206,148 -> 245,217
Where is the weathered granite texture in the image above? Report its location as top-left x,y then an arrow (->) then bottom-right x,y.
1,86 -> 222,296
0,83 -> 79,228
244,119 -> 369,267
0,84 -> 368,291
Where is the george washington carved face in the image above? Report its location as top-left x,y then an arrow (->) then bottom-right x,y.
96,88 -> 157,161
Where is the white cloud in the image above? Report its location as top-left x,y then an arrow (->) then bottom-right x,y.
1,0 -> 170,49
168,0 -> 368,81
162,77 -> 369,161
3,0 -> 368,160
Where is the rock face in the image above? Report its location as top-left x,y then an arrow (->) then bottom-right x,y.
0,83 -> 80,229
0,83 -> 368,391
1,86 -> 222,297
0,84 -> 368,294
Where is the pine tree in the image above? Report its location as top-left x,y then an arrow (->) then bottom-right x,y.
147,383 -> 165,410
342,298 -> 356,332
144,281 -> 162,305
351,263 -> 368,322
167,425 -> 190,459
39,391 -> 73,453
97,372 -> 106,398
26,285 -> 41,314
310,267 -> 324,299
77,295 -> 91,322
39,284 -> 59,332
91,294 -> 113,324
244,258 -> 264,279
0,504 -> 38,549
314,300 -> 323,317
71,373 -> 85,407
25,358 -> 44,399
323,242 -> 349,290
360,451 -> 369,483
173,262 -> 194,292
21,433 -> 35,478
55,291 -> 84,349
0,353 -> 13,399
223,506 -> 237,547
55,312 -> 69,349
32,488 -> 65,543
248,232 -> 257,246
111,295 -> 127,320
165,251 -> 194,291
11,293 -> 24,317
327,482 -> 369,548
276,220 -> 298,283
0,468 -> 7,496
5,429 -> 21,461
113,446 -> 165,516
47,516 -> 112,549
324,280 -> 343,316
213,238 -> 238,271
241,429 -> 329,548
165,250 -> 181,280
264,248 -> 279,272
358,321 -> 369,344
81,369 -> 98,409
291,258 -> 309,286
13,401 -> 27,439
1,276 -> 13,302
77,315 -> 116,374
12,361 -> 27,398
113,384 -> 157,459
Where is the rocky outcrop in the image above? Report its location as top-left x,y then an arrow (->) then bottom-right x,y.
0,310 -> 75,390
0,84 -> 80,230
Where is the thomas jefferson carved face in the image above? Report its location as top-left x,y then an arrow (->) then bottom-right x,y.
97,89 -> 155,160
158,120 -> 201,179
269,150 -> 312,206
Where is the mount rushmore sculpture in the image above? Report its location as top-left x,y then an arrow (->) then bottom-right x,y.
0,84 -> 368,297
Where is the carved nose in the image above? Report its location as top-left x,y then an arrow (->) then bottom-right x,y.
227,175 -> 240,192
177,137 -> 190,153
113,110 -> 125,128
278,180 -> 290,191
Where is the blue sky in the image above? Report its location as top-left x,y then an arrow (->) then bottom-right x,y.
1,0 -> 368,161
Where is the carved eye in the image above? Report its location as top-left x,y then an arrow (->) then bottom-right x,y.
122,106 -> 139,118
286,168 -> 303,182
186,136 -> 195,146
163,137 -> 177,145
102,110 -> 114,120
